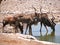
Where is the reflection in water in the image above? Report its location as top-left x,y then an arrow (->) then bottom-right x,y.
39,31 -> 55,42
33,24 -> 60,43
24,23 -> 60,43
25,21 -> 39,35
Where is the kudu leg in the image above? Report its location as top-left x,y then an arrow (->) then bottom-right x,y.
2,22 -> 8,33
29,25 -> 32,35
2,26 -> 4,33
18,24 -> 23,34
25,24 -> 29,34
15,21 -> 23,34
15,21 -> 19,33
14,26 -> 18,33
44,25 -> 48,32
40,22 -> 42,32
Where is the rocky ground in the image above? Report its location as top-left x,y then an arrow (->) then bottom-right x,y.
0,33 -> 59,45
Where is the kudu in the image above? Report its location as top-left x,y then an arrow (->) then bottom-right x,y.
27,6 -> 56,33
38,7 -> 56,32
2,15 -> 23,33
17,13 -> 36,35
15,8 -> 38,35
24,6 -> 39,35
22,6 -> 56,35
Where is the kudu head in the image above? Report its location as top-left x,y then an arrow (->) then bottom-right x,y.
51,14 -> 56,31
47,8 -> 56,31
32,6 -> 39,22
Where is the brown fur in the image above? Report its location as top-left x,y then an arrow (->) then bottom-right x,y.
0,0 -> 2,4
2,15 -> 23,33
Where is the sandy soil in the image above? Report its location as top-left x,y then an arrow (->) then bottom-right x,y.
0,33 -> 59,45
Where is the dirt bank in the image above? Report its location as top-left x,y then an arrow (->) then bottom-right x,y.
0,33 -> 59,45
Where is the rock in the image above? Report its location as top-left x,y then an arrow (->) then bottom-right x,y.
0,33 -> 59,45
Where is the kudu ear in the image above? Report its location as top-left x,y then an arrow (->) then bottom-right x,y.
51,13 -> 55,21
51,13 -> 56,26
40,6 -> 42,14
32,5 -> 37,11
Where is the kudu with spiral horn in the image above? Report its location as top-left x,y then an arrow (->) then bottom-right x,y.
39,6 -> 56,32
24,6 -> 39,35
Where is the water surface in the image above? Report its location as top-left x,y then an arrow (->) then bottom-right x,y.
30,22 -> 60,43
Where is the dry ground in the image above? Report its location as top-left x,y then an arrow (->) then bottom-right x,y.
0,33 -> 59,45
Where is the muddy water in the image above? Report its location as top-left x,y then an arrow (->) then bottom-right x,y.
27,22 -> 60,43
